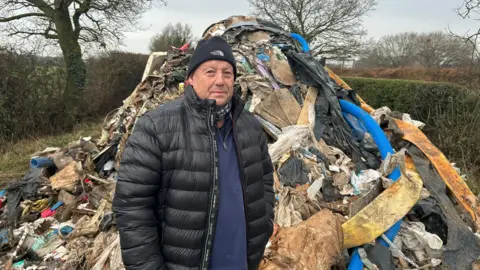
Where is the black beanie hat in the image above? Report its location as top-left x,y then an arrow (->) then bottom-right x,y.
186,36 -> 237,80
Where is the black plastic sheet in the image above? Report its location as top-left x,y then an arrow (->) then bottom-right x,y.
100,212 -> 116,231
285,51 -> 378,171
6,168 -> 49,226
322,177 -> 343,202
409,197 -> 449,244
364,243 -> 395,270
407,144 -> 480,269
278,156 -> 309,188
289,85 -> 304,106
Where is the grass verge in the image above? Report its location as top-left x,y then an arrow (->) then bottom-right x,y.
0,120 -> 103,185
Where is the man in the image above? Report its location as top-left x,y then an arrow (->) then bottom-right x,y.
113,36 -> 275,270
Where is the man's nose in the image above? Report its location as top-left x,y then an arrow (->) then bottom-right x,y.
214,71 -> 225,86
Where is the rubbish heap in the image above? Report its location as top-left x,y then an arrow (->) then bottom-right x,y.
1,15 -> 480,269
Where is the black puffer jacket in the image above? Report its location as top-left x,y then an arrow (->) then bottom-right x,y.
113,85 -> 275,270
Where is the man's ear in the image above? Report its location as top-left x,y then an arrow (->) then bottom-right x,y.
187,74 -> 194,85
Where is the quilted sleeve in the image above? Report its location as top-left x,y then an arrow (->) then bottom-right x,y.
113,114 -> 165,270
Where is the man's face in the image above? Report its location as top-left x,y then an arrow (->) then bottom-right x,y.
188,60 -> 234,106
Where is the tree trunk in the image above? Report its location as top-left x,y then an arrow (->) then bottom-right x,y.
53,8 -> 86,119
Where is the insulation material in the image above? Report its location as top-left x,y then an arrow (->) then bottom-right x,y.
254,88 -> 301,128
261,210 -> 343,270
49,162 -> 82,192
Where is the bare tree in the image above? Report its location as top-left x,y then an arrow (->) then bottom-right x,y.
356,31 -> 473,68
149,22 -> 193,52
247,0 -> 377,58
415,31 -> 472,68
450,0 -> 480,62
367,32 -> 418,68
0,0 -> 166,112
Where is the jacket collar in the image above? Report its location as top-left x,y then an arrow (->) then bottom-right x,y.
183,84 -> 245,121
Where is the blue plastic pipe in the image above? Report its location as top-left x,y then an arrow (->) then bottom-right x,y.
30,157 -> 55,169
290,33 -> 310,53
338,99 -> 402,270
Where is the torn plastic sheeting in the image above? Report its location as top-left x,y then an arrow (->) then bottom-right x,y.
363,243 -> 395,270
268,125 -> 310,163
397,221 -> 443,262
351,170 -> 382,195
402,113 -> 425,129
93,143 -> 118,173
275,186 -> 320,227
286,51 -> 364,163
409,197 -> 448,244
254,88 -> 301,129
99,212 -> 115,231
370,106 -> 392,125
6,168 -> 48,226
260,210 -> 343,270
395,119 -> 480,230
277,155 -> 309,188
324,66 -> 375,113
342,169 -> 423,249
406,144 -> 480,269
288,85 -> 304,106
320,176 -> 343,203
343,112 -> 367,142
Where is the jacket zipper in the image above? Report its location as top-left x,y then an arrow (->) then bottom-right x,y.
201,107 -> 219,270
216,126 -> 229,151
232,118 -> 249,265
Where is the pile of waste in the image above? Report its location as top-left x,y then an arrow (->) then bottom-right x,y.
1,15 -> 480,269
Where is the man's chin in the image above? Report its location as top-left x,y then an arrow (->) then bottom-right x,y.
210,96 -> 229,106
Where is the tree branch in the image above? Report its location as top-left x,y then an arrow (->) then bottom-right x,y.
8,29 -> 58,39
0,12 -> 49,22
73,0 -> 92,37
26,0 -> 54,16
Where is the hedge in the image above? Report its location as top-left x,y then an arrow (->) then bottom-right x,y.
0,48 -> 148,147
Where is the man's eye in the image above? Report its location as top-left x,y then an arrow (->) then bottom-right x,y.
206,70 -> 215,74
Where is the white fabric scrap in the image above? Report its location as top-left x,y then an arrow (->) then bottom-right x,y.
400,222 -> 443,250
351,170 -> 382,195
402,113 -> 426,129
398,221 -> 443,261
329,165 -> 340,172
370,106 -> 391,125
431,258 -> 442,267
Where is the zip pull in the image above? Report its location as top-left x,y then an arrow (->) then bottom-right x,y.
222,141 -> 228,151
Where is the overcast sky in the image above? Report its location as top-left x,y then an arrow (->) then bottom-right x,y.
120,0 -> 478,54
